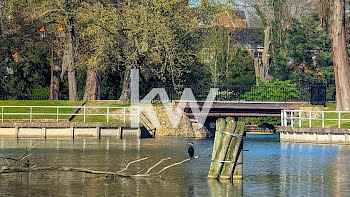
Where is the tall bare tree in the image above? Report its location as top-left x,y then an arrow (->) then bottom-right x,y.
330,0 -> 350,110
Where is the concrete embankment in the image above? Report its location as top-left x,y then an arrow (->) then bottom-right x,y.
0,102 -> 212,139
281,127 -> 350,144
0,122 -> 141,139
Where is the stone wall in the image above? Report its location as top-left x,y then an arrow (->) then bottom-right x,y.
148,105 -> 211,138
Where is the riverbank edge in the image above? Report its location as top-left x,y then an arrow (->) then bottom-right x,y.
281,127 -> 350,144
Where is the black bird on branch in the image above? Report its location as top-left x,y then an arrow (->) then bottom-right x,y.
188,143 -> 194,158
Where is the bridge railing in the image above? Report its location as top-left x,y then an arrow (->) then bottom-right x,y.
139,83 -> 335,102
0,106 -> 140,124
281,109 -> 350,128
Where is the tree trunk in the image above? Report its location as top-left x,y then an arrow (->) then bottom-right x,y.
119,69 -> 131,102
225,34 -> 230,77
53,70 -> 60,100
68,69 -> 78,101
84,66 -> 101,101
63,28 -> 78,101
260,26 -> 271,81
254,58 -> 262,85
330,0 -> 350,110
254,26 -> 271,84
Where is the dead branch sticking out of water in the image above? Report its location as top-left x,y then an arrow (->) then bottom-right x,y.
116,157 -> 149,174
0,147 -> 212,179
145,157 -> 171,174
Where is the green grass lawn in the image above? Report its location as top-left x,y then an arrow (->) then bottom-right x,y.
0,100 -> 83,120
0,100 -> 83,106
0,100 -> 134,123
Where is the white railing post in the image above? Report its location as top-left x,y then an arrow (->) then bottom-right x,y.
281,110 -> 283,126
339,111 -> 341,128
84,106 -> 86,123
299,110 -> 301,128
291,111 -> 294,127
123,107 -> 126,123
309,111 -> 311,128
57,107 -> 59,123
30,107 -> 32,123
107,107 -> 109,123
322,111 -> 324,128
1,106 -> 3,122
284,110 -> 287,126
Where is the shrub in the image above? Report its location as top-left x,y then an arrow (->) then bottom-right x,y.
30,87 -> 49,100
250,117 -> 281,125
242,79 -> 301,101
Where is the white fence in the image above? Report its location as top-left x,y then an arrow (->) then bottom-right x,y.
281,109 -> 350,128
0,106 -> 141,124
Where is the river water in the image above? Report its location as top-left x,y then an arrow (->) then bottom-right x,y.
0,135 -> 349,196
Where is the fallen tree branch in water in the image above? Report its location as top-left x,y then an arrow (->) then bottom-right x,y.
0,147 -> 213,178
0,166 -> 131,177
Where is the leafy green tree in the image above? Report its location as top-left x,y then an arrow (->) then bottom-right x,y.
117,0 -> 198,102
285,12 -> 333,85
0,0 -> 52,99
76,1 -> 123,100
1,46 -> 51,99
22,0 -> 86,101
224,48 -> 255,86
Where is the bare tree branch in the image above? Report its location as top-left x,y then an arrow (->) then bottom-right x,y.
157,158 -> 191,174
8,146 -> 32,167
145,157 -> 171,174
116,157 -> 148,173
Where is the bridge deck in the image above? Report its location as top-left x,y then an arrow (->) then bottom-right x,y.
177,102 -> 300,117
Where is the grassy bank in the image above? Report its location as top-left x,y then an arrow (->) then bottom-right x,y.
0,100 -> 83,106
294,102 -> 350,128
0,100 -> 132,123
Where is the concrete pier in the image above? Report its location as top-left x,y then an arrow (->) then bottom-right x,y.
281,127 -> 350,144
0,122 -> 141,139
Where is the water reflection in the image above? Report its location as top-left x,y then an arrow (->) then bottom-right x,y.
0,137 -> 350,196
208,179 -> 242,197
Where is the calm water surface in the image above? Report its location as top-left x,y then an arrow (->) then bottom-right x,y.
0,135 -> 349,196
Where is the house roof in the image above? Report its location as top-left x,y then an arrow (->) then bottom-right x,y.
192,6 -> 247,28
232,28 -> 263,46
215,6 -> 247,28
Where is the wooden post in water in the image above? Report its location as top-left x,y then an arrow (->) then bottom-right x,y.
208,117 -> 246,181
233,143 -> 244,180
220,118 -> 245,180
208,118 -> 234,179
